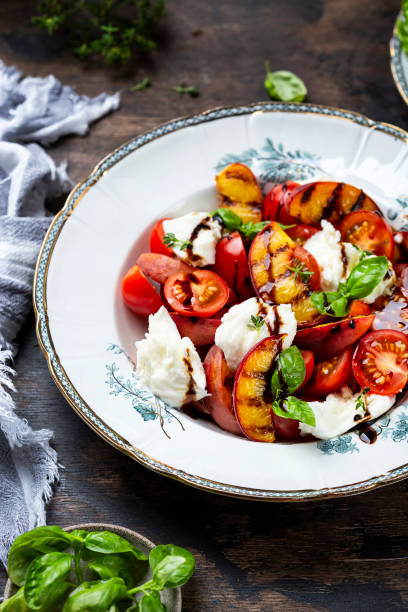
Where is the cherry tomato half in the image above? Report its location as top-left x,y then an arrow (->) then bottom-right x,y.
150,218 -> 174,257
285,224 -> 319,246
263,181 -> 300,223
121,265 -> 164,316
352,329 -> 408,395
292,245 -> 321,292
302,346 -> 353,398
339,210 -> 394,260
164,270 -> 229,318
215,231 -> 253,299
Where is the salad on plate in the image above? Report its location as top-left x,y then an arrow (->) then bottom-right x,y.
120,163 -> 408,444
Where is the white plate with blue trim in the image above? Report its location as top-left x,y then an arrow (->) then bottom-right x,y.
34,102 -> 408,501
390,12 -> 408,106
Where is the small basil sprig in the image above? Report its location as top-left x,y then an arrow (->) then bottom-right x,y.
264,62 -> 307,102
211,208 -> 269,240
270,346 -> 316,427
2,527 -> 195,612
311,255 -> 389,317
162,232 -> 192,251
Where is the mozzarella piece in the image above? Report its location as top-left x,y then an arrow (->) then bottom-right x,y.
303,220 -> 357,291
215,297 -> 297,371
162,212 -> 222,267
303,220 -> 396,301
135,307 -> 207,408
298,386 -> 395,440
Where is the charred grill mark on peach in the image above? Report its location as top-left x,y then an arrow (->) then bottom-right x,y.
323,182 -> 344,219
350,190 -> 367,212
301,185 -> 315,204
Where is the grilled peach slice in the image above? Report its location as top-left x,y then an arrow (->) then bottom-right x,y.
203,346 -> 242,435
295,314 -> 374,361
233,335 -> 285,442
287,181 -> 378,226
137,253 -> 194,284
170,314 -> 221,346
249,221 -> 323,327
215,163 -> 263,224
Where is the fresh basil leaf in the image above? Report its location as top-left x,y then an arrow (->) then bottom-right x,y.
264,65 -> 307,102
62,578 -> 128,612
24,551 -> 72,610
210,208 -> 242,232
84,532 -> 147,561
346,256 -> 388,299
0,587 -> 30,611
276,346 -> 306,394
8,527 -> 74,586
273,396 -> 316,427
69,529 -> 87,541
149,545 -> 195,589
88,555 -> 134,588
140,591 -> 166,612
310,291 -> 329,314
327,296 -> 349,317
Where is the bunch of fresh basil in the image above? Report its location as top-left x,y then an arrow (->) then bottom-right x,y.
1,526 -> 194,611
311,255 -> 389,317
270,346 -> 316,427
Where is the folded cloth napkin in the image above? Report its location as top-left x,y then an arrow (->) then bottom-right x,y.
0,60 -> 120,567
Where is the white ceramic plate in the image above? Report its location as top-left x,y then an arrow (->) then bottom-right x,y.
390,12 -> 408,106
35,102 -> 408,501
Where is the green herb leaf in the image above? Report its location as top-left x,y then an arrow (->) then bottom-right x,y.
273,396 -> 316,427
130,77 -> 151,92
172,84 -> 199,97
0,587 -> 30,611
277,223 -> 296,230
211,208 -> 268,240
211,208 -> 243,232
62,578 -> 128,611
24,552 -> 72,610
346,256 -> 388,299
89,555 -> 134,588
287,262 -> 313,283
240,221 -> 270,240
140,591 -> 166,611
264,63 -> 307,102
355,387 -> 370,412
271,346 -> 306,397
162,233 -> 192,251
149,545 -> 195,589
8,527 -> 74,586
33,0 -> 166,66
247,315 -> 265,333
84,532 -> 147,561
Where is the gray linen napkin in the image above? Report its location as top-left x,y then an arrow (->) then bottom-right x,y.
0,60 -> 120,567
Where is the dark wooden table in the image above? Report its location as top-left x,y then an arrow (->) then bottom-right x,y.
1,1 -> 408,609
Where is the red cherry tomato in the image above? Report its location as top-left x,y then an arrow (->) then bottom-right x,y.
263,181 -> 300,223
285,224 -> 319,246
150,218 -> 174,257
298,349 -> 315,390
292,245 -> 321,291
215,231 -> 253,299
121,265 -> 164,316
203,345 -> 242,435
164,270 -> 229,318
302,346 -> 353,398
349,300 -> 372,317
352,330 -> 408,395
339,210 -> 394,260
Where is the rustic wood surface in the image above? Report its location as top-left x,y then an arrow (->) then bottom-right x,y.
1,0 -> 408,609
